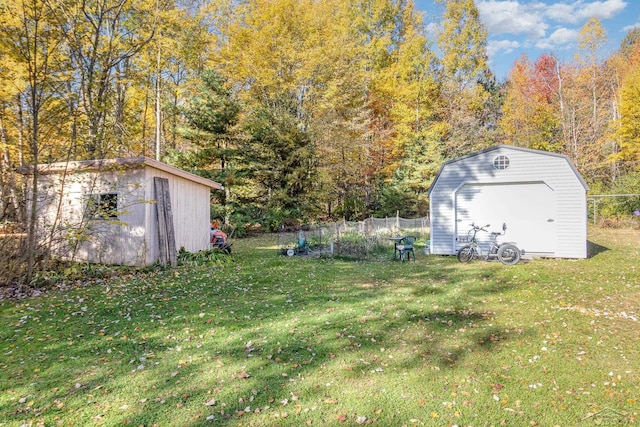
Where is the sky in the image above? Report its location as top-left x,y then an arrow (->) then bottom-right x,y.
414,0 -> 640,80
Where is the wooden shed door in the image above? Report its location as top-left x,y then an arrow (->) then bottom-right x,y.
455,182 -> 556,255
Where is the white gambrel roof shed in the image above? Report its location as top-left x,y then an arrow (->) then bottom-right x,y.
428,145 -> 589,259
21,157 -> 223,266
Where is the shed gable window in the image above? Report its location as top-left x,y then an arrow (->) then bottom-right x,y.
85,193 -> 118,219
493,155 -> 510,170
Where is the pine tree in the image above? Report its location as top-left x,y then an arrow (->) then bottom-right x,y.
167,69 -> 241,221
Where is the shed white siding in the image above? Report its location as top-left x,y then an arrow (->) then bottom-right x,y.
428,146 -> 588,259
142,166 -> 212,265
26,157 -> 222,266
35,167 -> 149,265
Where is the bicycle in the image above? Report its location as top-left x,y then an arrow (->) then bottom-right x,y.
456,223 -> 522,265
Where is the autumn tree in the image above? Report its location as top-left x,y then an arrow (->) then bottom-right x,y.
136,0 -> 212,159
500,54 -> 562,151
576,18 -> 607,138
501,56 -> 534,146
568,17 -> 615,182
208,0 -> 322,220
585,29 -> 640,216
208,0 -> 450,221
341,0 -> 439,218
0,0 -> 68,283
604,29 -> 640,182
615,41 -> 640,166
620,28 -> 640,59
371,2 -> 442,216
0,41 -> 26,223
616,69 -> 640,164
435,0 -> 496,158
44,0 -> 156,159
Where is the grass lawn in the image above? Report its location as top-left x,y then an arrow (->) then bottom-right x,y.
1,227 -> 639,426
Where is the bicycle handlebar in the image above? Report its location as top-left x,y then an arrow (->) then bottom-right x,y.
470,223 -> 490,231
469,223 -> 508,239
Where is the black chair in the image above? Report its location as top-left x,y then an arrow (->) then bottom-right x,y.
396,236 -> 416,262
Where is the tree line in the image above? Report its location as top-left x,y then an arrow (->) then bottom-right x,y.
1,0 -> 639,271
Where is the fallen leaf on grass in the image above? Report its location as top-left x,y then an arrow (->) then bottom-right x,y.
204,398 -> 216,406
234,371 -> 250,380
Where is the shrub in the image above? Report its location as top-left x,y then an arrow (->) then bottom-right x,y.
591,171 -> 640,221
177,247 -> 232,266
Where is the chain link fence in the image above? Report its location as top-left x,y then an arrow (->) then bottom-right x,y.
277,215 -> 430,258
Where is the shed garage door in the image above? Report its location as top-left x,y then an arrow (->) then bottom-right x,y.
455,182 -> 556,255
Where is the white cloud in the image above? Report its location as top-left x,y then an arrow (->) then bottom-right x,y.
533,0 -> 627,24
535,27 -> 579,50
622,22 -> 640,32
578,0 -> 628,21
425,22 -> 439,39
478,0 -> 628,40
487,39 -> 522,56
543,2 -> 580,23
478,0 -> 548,38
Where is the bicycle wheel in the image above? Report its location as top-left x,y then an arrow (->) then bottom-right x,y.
497,244 -> 520,265
457,245 -> 474,263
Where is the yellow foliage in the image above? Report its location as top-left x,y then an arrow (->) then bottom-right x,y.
616,67 -> 640,162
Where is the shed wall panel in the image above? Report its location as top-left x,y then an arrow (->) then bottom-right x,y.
35,168 -> 149,265
144,167 -> 211,265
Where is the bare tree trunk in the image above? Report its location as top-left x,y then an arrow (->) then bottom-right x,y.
0,118 -> 7,218
141,89 -> 150,156
608,73 -> 622,183
555,60 -> 570,154
0,114 -> 21,218
155,41 -> 162,160
25,111 -> 40,286
17,94 -> 26,224
571,108 -> 579,166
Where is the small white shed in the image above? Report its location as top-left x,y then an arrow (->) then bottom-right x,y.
23,156 -> 223,266
428,145 -> 589,259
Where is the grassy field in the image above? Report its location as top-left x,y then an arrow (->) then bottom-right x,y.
1,227 -> 639,426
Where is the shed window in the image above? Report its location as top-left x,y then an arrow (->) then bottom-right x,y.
85,193 -> 118,219
493,155 -> 510,170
